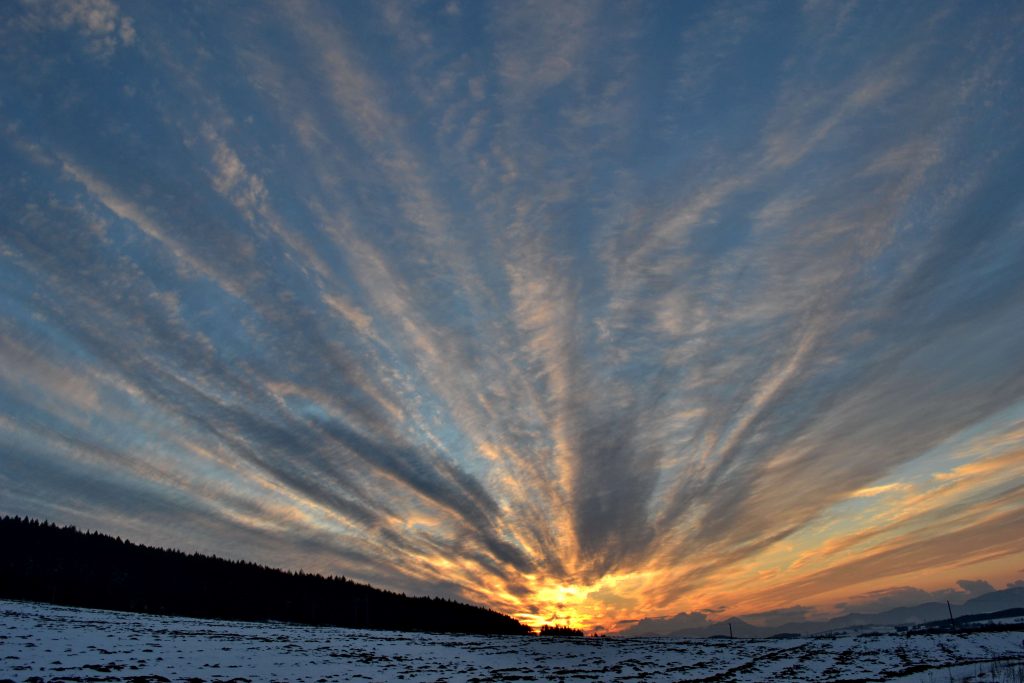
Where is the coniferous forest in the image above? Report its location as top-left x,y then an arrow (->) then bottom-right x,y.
0,516 -> 530,635
538,625 -> 585,637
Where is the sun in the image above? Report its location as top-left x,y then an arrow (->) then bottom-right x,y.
504,572 -> 648,634
515,579 -> 591,632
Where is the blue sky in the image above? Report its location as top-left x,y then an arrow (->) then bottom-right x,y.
1,0 -> 1023,631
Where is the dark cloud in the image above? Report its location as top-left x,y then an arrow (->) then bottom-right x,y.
616,611 -> 712,637
952,580 -> 996,601
835,580 -> 995,615
569,395 -> 661,578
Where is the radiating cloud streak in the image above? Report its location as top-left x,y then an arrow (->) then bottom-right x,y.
1,0 -> 1023,630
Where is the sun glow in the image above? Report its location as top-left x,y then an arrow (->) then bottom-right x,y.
496,570 -> 657,633
514,578 -> 597,632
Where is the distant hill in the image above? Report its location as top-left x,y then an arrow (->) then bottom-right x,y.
788,587 -> 1024,635
915,607 -> 1024,631
629,586 -> 1024,639
959,587 -> 1024,615
0,516 -> 530,635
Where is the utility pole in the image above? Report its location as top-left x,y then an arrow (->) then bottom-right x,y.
729,622 -> 734,639
946,600 -> 956,631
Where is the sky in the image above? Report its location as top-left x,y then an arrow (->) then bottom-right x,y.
1,0 -> 1023,634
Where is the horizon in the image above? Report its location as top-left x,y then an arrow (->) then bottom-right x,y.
5,513 -> 1020,636
1,0 -> 1023,634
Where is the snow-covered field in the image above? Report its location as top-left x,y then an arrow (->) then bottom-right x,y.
2,599 -> 1022,682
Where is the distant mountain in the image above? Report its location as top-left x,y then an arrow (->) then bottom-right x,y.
648,587 -> 1024,639
804,601 -> 956,632
0,516 -> 530,636
960,587 -> 1024,615
916,607 -> 1024,631
797,587 -> 1024,634
667,618 -> 760,639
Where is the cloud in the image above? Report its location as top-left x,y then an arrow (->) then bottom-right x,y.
18,0 -> 135,57
953,579 -> 996,601
587,587 -> 636,610
849,483 -> 911,499
617,611 -> 712,637
1,0 -> 1023,632
491,0 -> 594,100
837,579 -> 996,614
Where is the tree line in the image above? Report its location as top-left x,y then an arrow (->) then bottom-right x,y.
538,625 -> 585,637
0,516 -> 530,635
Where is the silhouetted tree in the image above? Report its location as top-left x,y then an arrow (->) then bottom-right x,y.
0,516 -> 530,635
539,624 -> 585,637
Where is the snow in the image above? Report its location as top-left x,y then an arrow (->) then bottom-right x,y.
1,599 -> 1022,681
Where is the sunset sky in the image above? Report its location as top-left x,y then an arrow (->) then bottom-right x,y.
2,0 -> 1023,633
